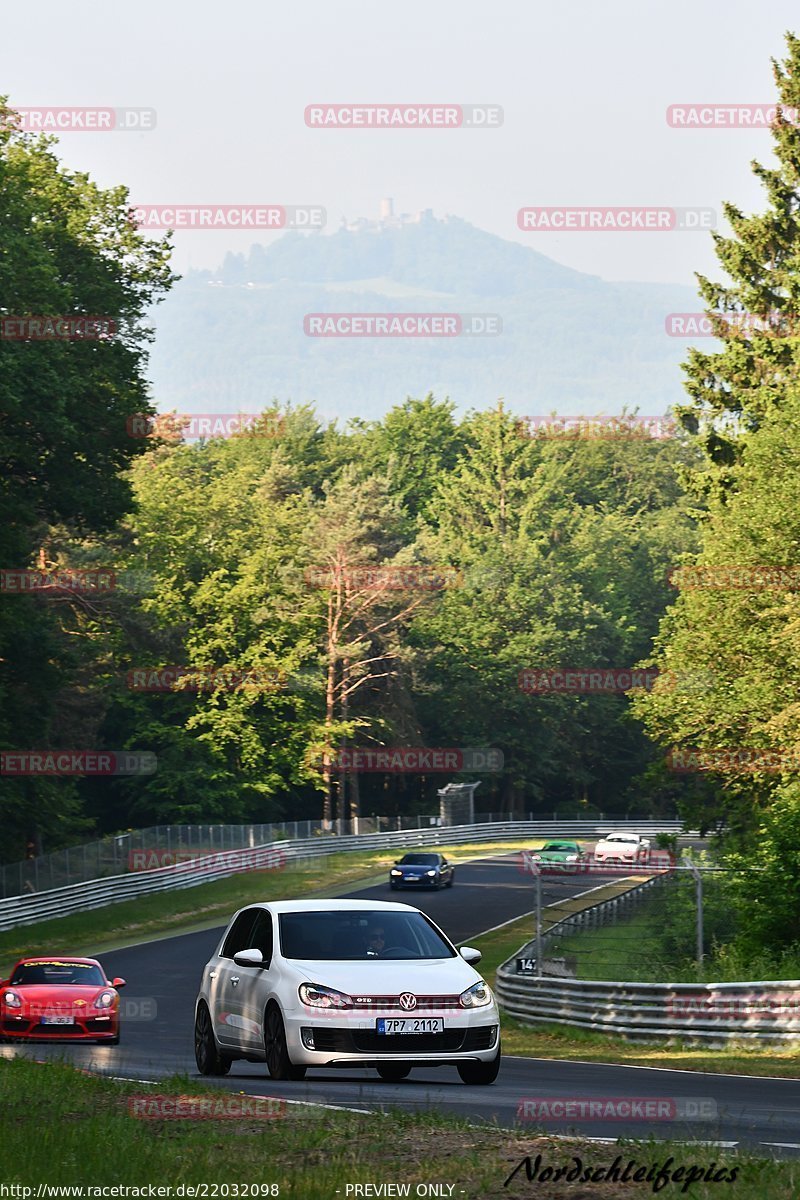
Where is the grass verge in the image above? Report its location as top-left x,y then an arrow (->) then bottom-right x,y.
0,1058 -> 794,1199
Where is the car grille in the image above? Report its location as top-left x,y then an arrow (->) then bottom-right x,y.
352,995 -> 462,1011
308,1025 -> 497,1054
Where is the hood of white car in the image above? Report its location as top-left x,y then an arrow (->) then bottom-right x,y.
283,955 -> 483,996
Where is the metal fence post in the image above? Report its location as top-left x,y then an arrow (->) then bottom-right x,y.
686,860 -> 704,975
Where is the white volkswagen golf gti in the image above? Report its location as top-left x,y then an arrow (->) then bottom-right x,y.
194,899 -> 501,1084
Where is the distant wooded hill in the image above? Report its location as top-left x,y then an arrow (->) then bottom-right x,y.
146,214 -> 702,422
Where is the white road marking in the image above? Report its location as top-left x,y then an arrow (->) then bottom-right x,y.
504,1054 -> 800,1082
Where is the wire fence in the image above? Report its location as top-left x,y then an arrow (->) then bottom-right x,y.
518,864 -> 762,983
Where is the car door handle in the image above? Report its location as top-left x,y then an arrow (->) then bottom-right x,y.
231,976 -> 240,987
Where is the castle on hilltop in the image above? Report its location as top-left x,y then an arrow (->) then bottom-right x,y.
340,198 -> 438,232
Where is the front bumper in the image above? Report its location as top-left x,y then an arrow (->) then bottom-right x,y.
284,1011 -> 500,1066
1,1014 -> 118,1040
390,875 -> 439,887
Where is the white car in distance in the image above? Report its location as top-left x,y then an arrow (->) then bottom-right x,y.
194,899 -> 501,1085
592,831 -> 651,867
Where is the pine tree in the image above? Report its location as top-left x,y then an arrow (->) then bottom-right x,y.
677,33 -> 800,495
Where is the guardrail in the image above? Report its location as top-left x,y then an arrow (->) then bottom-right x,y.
495,877 -> 800,1044
0,819 -> 687,932
0,812 -> 680,897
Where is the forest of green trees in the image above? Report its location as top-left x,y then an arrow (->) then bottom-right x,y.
3,36 -> 800,959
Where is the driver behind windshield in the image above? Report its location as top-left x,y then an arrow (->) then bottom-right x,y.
366,926 -> 386,956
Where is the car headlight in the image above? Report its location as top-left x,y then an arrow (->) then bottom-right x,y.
565,855 -> 579,862
3,990 -> 21,1009
390,869 -> 402,876
298,983 -> 353,1009
426,870 -> 437,877
94,991 -> 115,1010
459,981 -> 493,1008
531,853 -> 541,860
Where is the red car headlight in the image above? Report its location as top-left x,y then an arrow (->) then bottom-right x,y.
93,991 -> 115,1010
3,990 -> 22,1009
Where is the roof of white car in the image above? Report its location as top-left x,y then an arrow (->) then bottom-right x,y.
250,899 -> 422,914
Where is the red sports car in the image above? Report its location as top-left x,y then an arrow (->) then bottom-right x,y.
0,956 -> 125,1044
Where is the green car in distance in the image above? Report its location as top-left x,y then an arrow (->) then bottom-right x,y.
529,840 -> 586,874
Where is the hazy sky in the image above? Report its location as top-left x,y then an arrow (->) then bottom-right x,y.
2,1 -> 798,286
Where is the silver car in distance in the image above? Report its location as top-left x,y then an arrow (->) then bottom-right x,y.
194,899 -> 501,1084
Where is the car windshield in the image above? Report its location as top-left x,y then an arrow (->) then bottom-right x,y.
541,843 -> 575,852
398,854 -> 439,866
605,835 -> 637,843
10,962 -> 105,986
278,910 -> 456,960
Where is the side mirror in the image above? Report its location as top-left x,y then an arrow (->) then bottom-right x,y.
111,977 -> 126,989
233,949 -> 264,968
459,946 -> 482,965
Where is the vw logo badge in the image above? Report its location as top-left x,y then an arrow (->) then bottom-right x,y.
399,992 -> 417,1011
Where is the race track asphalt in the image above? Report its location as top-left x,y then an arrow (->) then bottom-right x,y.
3,851 -> 799,1157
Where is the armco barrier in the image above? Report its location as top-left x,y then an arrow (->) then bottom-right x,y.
0,820 -> 686,931
495,877 -> 800,1044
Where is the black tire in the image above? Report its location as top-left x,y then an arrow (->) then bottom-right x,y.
446,873 -> 454,888
264,1005 -> 306,1081
390,882 -> 399,890
376,1063 -> 411,1082
194,1002 -> 232,1076
457,1042 -> 501,1086
106,1033 -> 120,1046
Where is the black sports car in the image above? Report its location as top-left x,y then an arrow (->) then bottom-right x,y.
389,852 -> 455,890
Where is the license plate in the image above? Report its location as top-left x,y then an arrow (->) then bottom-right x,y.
40,1016 -> 74,1025
376,1018 -> 444,1035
